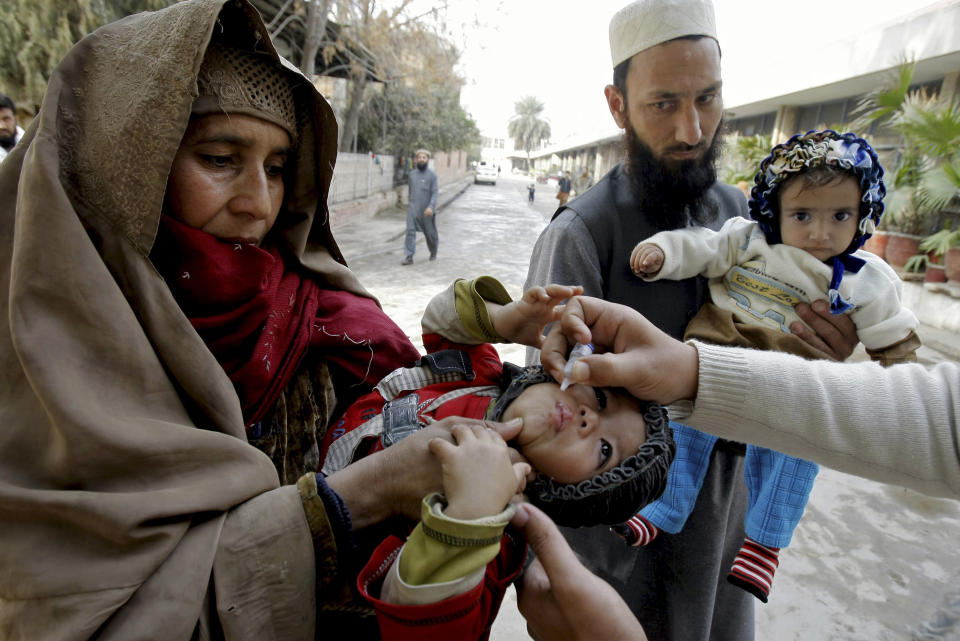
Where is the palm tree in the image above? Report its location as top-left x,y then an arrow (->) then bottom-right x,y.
897,95 -> 960,215
508,96 -> 551,174
720,132 -> 771,185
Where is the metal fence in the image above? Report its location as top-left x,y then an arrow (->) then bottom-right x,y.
328,153 -> 395,205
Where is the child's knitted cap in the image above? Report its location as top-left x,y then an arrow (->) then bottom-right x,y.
491,365 -> 675,527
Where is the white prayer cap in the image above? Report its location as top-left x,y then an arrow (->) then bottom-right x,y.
609,0 -> 717,67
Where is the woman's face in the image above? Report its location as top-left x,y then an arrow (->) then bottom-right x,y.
166,114 -> 291,245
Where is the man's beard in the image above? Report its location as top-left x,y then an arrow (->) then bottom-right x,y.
416,161 -> 428,171
0,131 -> 15,151
622,121 -> 723,231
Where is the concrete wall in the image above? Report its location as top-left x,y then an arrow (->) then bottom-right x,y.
329,152 -> 394,205
328,150 -> 470,227
427,149 -> 469,184
902,281 -> 960,334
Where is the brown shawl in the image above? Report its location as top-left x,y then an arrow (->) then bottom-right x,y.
0,1 -> 384,638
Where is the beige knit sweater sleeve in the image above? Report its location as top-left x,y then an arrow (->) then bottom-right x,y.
670,341 -> 960,499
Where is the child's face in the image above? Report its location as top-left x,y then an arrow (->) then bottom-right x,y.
166,114 -> 291,245
502,383 -> 647,484
778,174 -> 861,262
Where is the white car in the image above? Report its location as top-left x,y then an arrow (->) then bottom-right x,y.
475,163 -> 497,185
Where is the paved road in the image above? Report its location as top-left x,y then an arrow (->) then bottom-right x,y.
336,172 -> 960,641
336,172 -> 551,365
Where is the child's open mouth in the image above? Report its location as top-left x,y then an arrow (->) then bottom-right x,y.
552,401 -> 572,433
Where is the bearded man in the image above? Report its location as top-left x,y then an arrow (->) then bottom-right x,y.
0,94 -> 23,163
401,148 -> 439,265
523,0 -> 858,639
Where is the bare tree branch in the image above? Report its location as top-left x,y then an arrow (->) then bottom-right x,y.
265,0 -> 296,31
269,12 -> 303,40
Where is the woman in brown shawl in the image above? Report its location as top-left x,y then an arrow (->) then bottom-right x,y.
0,1 -> 515,638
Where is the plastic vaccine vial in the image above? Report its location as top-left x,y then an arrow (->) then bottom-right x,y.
560,342 -> 594,391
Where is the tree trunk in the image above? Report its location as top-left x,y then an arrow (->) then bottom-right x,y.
339,73 -> 368,151
380,80 -> 388,150
300,0 -> 331,79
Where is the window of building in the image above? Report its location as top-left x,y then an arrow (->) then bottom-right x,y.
795,98 -> 853,132
726,112 -> 776,137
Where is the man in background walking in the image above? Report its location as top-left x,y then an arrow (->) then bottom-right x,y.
402,149 -> 439,265
556,170 -> 572,206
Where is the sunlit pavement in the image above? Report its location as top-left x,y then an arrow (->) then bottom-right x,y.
334,172 -> 960,641
334,172 -> 550,365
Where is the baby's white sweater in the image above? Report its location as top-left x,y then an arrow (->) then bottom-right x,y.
642,217 -> 917,350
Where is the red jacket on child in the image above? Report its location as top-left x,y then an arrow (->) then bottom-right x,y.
322,332 -> 527,641
356,528 -> 526,641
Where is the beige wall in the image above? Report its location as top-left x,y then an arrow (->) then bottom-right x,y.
430,149 -> 469,184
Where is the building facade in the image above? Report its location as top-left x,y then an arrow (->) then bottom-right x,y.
516,1 -> 960,188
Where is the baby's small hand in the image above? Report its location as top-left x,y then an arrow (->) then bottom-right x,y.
493,283 -> 583,347
629,243 -> 664,276
429,424 -> 530,520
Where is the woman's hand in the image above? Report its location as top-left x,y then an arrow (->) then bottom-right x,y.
488,284 -> 583,347
540,295 -> 699,405
512,503 -> 648,641
326,416 -> 524,528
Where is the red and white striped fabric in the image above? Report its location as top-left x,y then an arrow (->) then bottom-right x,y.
727,537 -> 780,603
614,514 -> 660,547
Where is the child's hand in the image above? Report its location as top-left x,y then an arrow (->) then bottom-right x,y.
629,243 -> 664,276
429,423 -> 531,521
491,284 -> 583,347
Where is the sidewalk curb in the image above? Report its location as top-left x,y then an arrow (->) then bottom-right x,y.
436,177 -> 473,212
901,281 -> 960,361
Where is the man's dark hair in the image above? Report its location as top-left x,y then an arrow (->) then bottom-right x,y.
612,35 -> 717,108
0,94 -> 15,112
612,59 -> 631,100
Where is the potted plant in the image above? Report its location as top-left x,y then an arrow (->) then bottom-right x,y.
919,227 -> 960,283
883,190 -> 930,272
720,133 -> 773,191
926,257 -> 948,284
948,243 -> 960,283
902,252 -> 930,282
851,62 -> 960,273
862,219 -> 890,259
